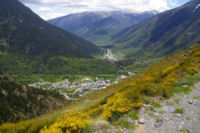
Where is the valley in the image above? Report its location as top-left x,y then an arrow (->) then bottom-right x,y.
0,0 -> 200,133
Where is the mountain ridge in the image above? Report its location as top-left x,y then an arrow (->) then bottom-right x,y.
48,11 -> 156,46
0,0 -> 100,58
112,0 -> 200,58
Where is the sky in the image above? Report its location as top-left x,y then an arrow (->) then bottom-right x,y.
19,0 -> 190,20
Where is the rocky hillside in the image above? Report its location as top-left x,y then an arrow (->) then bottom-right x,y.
136,80 -> 200,133
0,72 -> 69,124
48,11 -> 156,46
112,0 -> 200,58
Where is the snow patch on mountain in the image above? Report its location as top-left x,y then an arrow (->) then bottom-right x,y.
193,3 -> 200,13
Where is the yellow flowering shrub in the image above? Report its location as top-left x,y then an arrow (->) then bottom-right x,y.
40,125 -> 62,133
40,110 -> 89,133
185,63 -> 199,74
161,65 -> 178,76
103,93 -> 137,120
87,106 -> 103,117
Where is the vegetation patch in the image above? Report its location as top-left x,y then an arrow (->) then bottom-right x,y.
174,109 -> 184,114
112,119 -> 135,129
125,111 -> 139,120
40,110 -> 89,133
156,118 -> 163,123
152,102 -> 162,108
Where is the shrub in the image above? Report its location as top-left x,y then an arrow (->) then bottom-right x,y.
40,110 -> 89,133
103,93 -> 142,121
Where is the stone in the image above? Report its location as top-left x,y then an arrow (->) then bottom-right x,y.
138,118 -> 145,124
178,122 -> 184,130
127,117 -> 134,123
188,100 -> 193,104
162,106 -> 175,113
155,122 -> 163,128
164,117 -> 170,122
143,104 -> 151,107
175,114 -> 182,117
182,85 -> 188,88
154,113 -> 160,117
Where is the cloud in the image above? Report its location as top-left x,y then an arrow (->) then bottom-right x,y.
19,0 -> 181,20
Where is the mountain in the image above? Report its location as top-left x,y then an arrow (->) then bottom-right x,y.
0,0 -> 100,58
0,71 -> 69,124
0,0 -> 123,82
112,0 -> 200,58
48,11 -> 156,46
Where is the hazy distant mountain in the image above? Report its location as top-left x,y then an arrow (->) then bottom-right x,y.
48,11 -> 156,46
112,0 -> 200,58
0,0 -> 100,58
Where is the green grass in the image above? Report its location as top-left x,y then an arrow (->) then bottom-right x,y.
173,86 -> 192,94
149,106 -> 155,112
172,73 -> 200,95
174,98 -> 180,104
112,119 -> 135,128
148,112 -> 154,116
174,109 -> 184,114
156,118 -> 163,123
13,74 -> 71,84
177,73 -> 200,87
166,101 -> 174,106
125,111 -> 139,120
68,93 -> 79,98
173,74 -> 200,95
193,96 -> 200,99
152,102 -> 162,108
61,88 -> 76,93
38,83 -> 52,88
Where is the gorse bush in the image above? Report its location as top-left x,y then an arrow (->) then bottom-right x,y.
103,93 -> 142,121
40,110 -> 89,133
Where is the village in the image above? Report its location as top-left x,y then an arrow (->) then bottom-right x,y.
28,73 -> 135,100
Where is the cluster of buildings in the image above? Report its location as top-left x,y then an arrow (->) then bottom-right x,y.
28,72 -> 135,99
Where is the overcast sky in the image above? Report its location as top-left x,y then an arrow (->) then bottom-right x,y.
19,0 -> 189,20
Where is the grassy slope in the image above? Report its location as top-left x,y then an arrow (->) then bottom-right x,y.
0,44 -> 199,132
